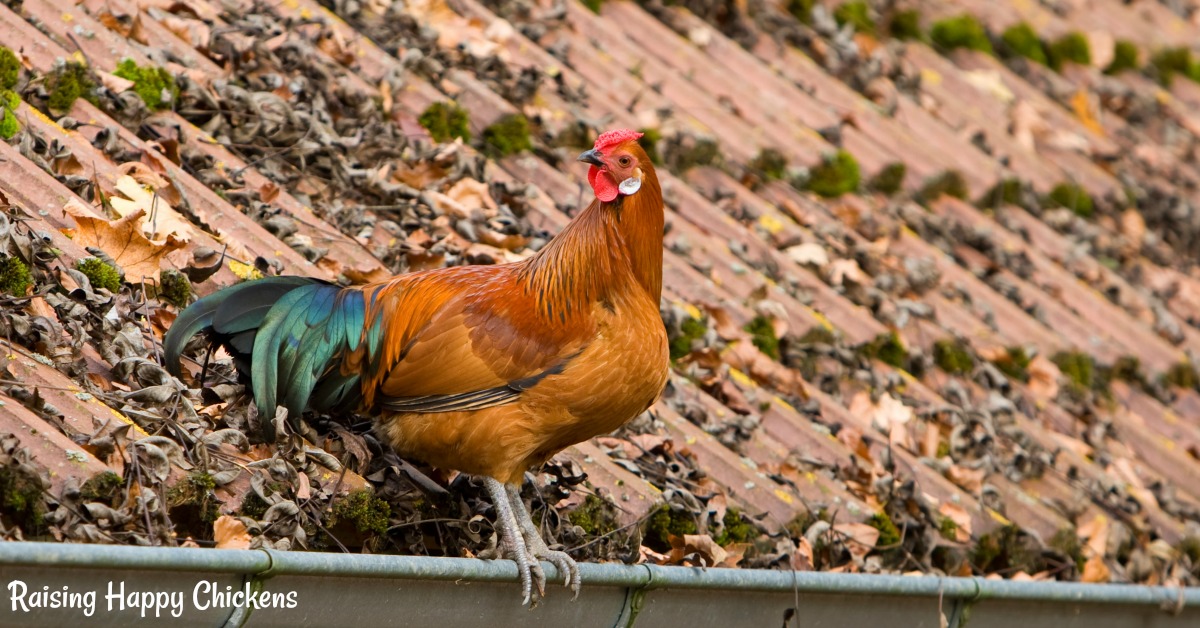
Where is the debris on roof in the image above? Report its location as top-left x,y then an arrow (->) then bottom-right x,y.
1,0 -> 1199,586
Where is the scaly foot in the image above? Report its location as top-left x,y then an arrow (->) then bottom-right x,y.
480,477 -> 544,606
505,483 -> 581,600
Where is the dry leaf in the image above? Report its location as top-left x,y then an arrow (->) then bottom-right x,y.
97,9 -> 149,45
938,501 -> 973,542
1077,513 -> 1109,558
792,536 -> 814,570
667,534 -> 728,567
1027,355 -> 1061,401
1081,555 -> 1111,583
213,515 -> 251,549
946,465 -> 986,494
108,174 -> 193,244
834,522 -> 880,559
65,200 -> 187,283
259,181 -> 281,204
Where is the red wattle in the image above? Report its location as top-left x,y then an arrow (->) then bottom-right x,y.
588,165 -> 618,202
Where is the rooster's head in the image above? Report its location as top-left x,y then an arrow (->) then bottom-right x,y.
578,129 -> 647,203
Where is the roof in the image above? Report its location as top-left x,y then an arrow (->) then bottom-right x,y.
0,0 -> 1198,588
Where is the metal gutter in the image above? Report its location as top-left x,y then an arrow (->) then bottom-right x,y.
0,542 -> 1196,627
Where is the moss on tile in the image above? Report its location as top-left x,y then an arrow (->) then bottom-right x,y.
834,1 -> 874,34
481,113 -> 532,157
1050,527 -> 1085,572
1044,182 -> 1094,218
1150,47 -> 1200,87
930,14 -> 993,56
1163,360 -> 1199,390
77,257 -> 121,293
667,136 -> 720,172
670,314 -> 707,361
1052,351 -> 1096,395
938,515 -> 958,541
976,177 -> 1028,210
46,61 -> 96,112
786,0 -> 815,25
1105,40 -> 1140,75
990,346 -> 1032,382
166,471 -> 220,527
917,170 -> 969,205
0,255 -> 32,296
418,101 -> 472,143
1046,32 -> 1091,72
582,0 -> 603,14
113,58 -> 178,111
748,147 -> 788,182
80,471 -> 124,505
328,488 -> 391,536
888,10 -> 924,41
567,494 -> 619,536
869,162 -> 907,196
860,331 -> 907,369
714,507 -> 756,546
972,525 -> 1042,574
933,338 -> 975,375
0,107 -> 16,140
637,127 -> 663,165
868,512 -> 901,547
157,269 -> 192,308
0,47 -> 19,90
646,504 -> 698,551
744,315 -> 781,361
805,149 -> 860,198
1000,22 -> 1047,66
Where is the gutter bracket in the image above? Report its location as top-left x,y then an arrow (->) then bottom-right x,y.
613,564 -> 656,628
220,548 -> 280,628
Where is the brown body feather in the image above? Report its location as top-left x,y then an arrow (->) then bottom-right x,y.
343,141 -> 667,483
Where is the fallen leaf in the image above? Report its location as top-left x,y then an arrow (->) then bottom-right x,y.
108,174 -> 193,244
64,200 -> 187,283
667,534 -> 728,567
792,536 -> 814,570
259,181 -> 281,204
938,501 -> 973,541
97,9 -> 149,45
946,465 -> 986,494
1027,355 -> 1061,401
834,522 -> 880,559
1081,555 -> 1111,583
785,242 -> 829,267
1077,513 -> 1109,558
213,515 -> 251,549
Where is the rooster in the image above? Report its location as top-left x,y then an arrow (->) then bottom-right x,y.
164,129 -> 668,605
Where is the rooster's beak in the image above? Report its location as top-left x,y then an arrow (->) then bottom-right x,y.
577,148 -> 605,168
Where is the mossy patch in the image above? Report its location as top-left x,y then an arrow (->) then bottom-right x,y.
328,488 -> 391,537
860,331 -> 907,369
645,504 -> 697,551
418,101 -> 472,143
669,314 -> 707,361
888,10 -> 924,41
1150,47 -> 1200,87
748,147 -> 788,182
972,525 -> 1043,574
1163,361 -> 1199,390
976,177 -> 1029,210
567,494 -> 620,536
868,512 -> 901,547
481,113 -> 532,158
990,346 -> 1032,382
1044,182 -> 1094,218
744,315 -> 781,360
0,106 -> 17,140
930,14 -> 993,55
933,338 -> 975,375
113,58 -> 178,111
805,149 -> 860,198
938,516 -> 958,541
869,162 -> 907,196
0,255 -> 32,296
1000,22 -> 1047,66
77,257 -> 121,293
1105,40 -> 1139,75
47,61 -> 96,112
80,471 -> 124,505
582,0 -> 603,14
0,47 -> 19,90
917,170 -> 969,205
714,507 -> 756,546
238,490 -> 270,520
166,472 -> 220,534
666,136 -> 721,173
157,269 -> 192,308
834,2 -> 874,34
1050,527 -> 1085,572
1046,32 -> 1091,72
1052,350 -> 1096,395
786,0 -> 815,25
637,127 -> 663,166
0,466 -> 46,533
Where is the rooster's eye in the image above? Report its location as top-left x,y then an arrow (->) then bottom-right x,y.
618,156 -> 632,167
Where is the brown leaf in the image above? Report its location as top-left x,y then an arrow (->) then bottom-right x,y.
946,465 -> 985,494
259,182 -> 281,204
1027,355 -> 1061,401
1081,555 -> 1111,583
97,9 -> 149,45
65,202 -> 187,283
792,536 -> 814,570
667,534 -> 728,567
938,501 -> 973,541
213,515 -> 251,549
108,174 -> 192,244
834,522 -> 880,559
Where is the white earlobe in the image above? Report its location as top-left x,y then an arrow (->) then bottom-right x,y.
619,174 -> 642,195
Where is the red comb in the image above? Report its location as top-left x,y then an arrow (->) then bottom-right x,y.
593,129 -> 643,153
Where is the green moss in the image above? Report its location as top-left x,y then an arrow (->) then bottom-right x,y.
798,326 -> 838,345
158,269 -> 192,308
1105,40 -> 1140,75
1164,361 -> 1199,390
238,491 -> 270,520
0,255 -> 31,296
1178,536 -> 1200,564
46,61 -> 95,112
670,314 -> 707,361
0,466 -> 46,533
868,512 -> 901,547
0,47 -> 18,90
786,0 -> 815,25
938,516 -> 958,540
861,331 -> 907,369
329,488 -> 391,536
667,136 -> 720,173
805,149 -> 860,198
76,257 -> 121,293
2,89 -> 16,110
637,127 -> 663,166
930,14 -> 993,55
582,0 -> 603,14
748,147 -> 788,182
1046,32 -> 1091,72
1053,351 -> 1096,394
744,315 -> 781,361
888,10 -> 924,41
869,162 -> 907,196
918,170 -> 969,206
481,113 -> 532,158
714,507 -> 756,546
976,178 -> 1028,210
646,504 -> 697,551
972,525 -> 1043,574
112,58 -> 178,111
990,346 -> 1032,382
1000,22 -> 1047,66
1150,47 -> 1200,87
933,338 -> 975,375
1044,182 -> 1094,218
80,471 -> 124,504
1050,527 -> 1086,572
568,494 -> 619,536
418,101 -> 472,143
166,472 -> 219,525
0,107 -> 16,140
834,2 -> 874,34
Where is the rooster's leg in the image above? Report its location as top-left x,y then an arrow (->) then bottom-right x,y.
482,476 -> 544,605
505,483 -> 582,598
